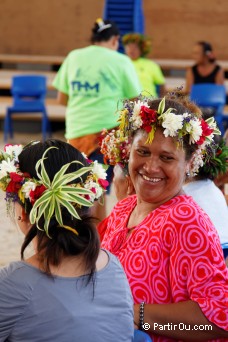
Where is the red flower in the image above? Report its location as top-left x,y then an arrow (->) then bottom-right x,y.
98,179 -> 109,189
91,187 -> 97,194
9,172 -> 24,183
201,120 -> 214,137
140,106 -> 157,133
6,181 -> 22,193
6,172 -> 24,193
29,185 -> 46,205
196,120 -> 214,145
4,144 -> 13,152
196,136 -> 206,145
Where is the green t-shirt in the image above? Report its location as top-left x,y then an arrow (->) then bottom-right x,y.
132,58 -> 165,97
53,45 -> 141,139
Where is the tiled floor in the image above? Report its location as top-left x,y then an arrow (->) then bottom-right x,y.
0,130 -> 117,266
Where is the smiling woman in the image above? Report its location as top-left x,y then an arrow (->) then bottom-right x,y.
99,94 -> 228,341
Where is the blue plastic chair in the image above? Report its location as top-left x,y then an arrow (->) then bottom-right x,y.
4,75 -> 51,142
190,84 -> 228,135
221,243 -> 228,260
134,329 -> 152,342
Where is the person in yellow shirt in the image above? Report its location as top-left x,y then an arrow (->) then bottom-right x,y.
122,33 -> 166,97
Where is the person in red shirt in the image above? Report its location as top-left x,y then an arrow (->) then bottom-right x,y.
99,94 -> 228,341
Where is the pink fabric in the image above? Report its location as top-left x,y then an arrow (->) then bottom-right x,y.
101,195 -> 228,342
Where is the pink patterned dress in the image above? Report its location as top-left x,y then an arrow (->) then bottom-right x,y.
101,195 -> 228,342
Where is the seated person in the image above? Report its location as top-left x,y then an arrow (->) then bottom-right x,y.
185,41 -> 224,94
99,94 -> 228,341
122,33 -> 166,97
0,139 -> 133,342
183,138 -> 228,245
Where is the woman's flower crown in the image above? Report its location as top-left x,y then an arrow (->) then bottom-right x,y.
100,97 -> 221,175
122,33 -> 151,56
0,144 -> 109,236
198,139 -> 228,179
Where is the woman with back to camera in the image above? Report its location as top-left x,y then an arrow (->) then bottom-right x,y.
0,139 -> 133,342
99,94 -> 228,341
53,18 -> 141,221
185,41 -> 224,93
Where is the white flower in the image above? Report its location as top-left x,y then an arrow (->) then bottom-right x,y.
92,160 -> 107,180
4,144 -> 23,162
21,181 -> 37,198
183,113 -> 191,118
162,112 -> 183,137
84,180 -> 102,201
130,101 -> 148,130
189,119 -> 202,144
190,147 -> 204,175
0,158 -> 17,178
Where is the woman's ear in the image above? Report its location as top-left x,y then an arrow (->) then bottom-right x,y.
17,205 -> 32,235
21,206 -> 28,223
126,175 -> 135,196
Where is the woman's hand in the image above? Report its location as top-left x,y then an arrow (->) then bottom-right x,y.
134,300 -> 228,340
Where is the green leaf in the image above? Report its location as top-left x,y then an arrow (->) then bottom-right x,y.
157,97 -> 166,115
57,192 -> 93,207
47,194 -> 55,220
60,186 -> 92,195
52,161 -> 83,187
52,166 -> 93,189
29,191 -> 51,223
55,201 -> 63,226
57,197 -> 81,220
34,146 -> 57,186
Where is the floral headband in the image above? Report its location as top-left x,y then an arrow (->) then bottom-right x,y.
199,139 -> 228,179
0,144 -> 109,237
122,33 -> 151,56
100,97 -> 221,175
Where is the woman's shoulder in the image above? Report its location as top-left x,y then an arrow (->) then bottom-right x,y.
0,261 -> 43,313
113,195 -> 137,211
0,261 -> 29,280
98,250 -> 132,293
0,260 -> 43,290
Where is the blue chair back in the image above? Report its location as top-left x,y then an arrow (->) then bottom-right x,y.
190,84 -> 226,134
134,329 -> 152,342
4,75 -> 50,141
221,243 -> 228,259
11,75 -> 46,105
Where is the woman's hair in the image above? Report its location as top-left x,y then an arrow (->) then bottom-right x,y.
90,19 -> 119,43
19,139 -> 100,280
122,33 -> 151,57
144,96 -> 202,161
197,41 -> 216,63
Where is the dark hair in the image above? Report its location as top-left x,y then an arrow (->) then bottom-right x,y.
136,96 -> 202,161
19,139 -> 100,281
197,41 -> 216,63
90,19 -> 119,43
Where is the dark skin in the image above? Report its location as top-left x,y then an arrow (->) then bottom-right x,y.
129,130 -> 228,340
134,301 -> 228,340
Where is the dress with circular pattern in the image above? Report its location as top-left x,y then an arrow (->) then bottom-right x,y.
101,195 -> 228,342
